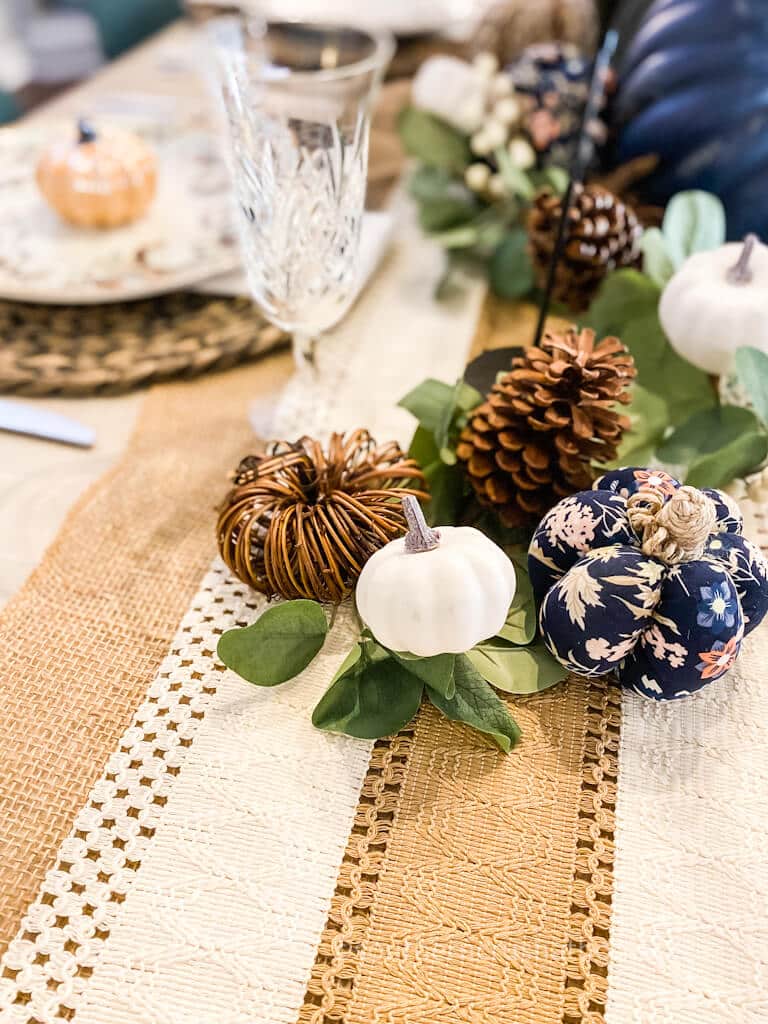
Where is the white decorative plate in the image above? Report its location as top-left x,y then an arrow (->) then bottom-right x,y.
0,121 -> 240,305
228,0 -> 481,38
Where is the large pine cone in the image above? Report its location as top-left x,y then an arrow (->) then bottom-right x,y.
456,327 -> 636,529
528,184 -> 642,312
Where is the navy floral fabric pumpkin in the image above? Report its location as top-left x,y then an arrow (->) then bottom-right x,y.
528,467 -> 768,700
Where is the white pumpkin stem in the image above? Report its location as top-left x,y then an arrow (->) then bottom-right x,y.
402,495 -> 440,553
727,233 -> 759,284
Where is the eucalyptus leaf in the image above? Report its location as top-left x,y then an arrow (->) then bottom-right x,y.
599,383 -> 669,470
399,379 -> 455,434
418,196 -> 479,232
540,166 -> 569,195
583,269 -> 660,338
312,642 -> 424,739
734,346 -> 768,426
431,224 -> 481,249
397,106 -> 471,172
621,313 -> 715,425
583,274 -> 715,426
662,190 -> 726,268
407,425 -> 468,527
217,599 -> 328,686
408,165 -> 456,202
497,567 -> 536,644
489,228 -> 534,300
426,655 -> 521,752
685,432 -> 768,490
435,378 -> 482,450
640,227 -> 675,287
467,641 -> 567,694
657,405 -> 764,465
422,458 -> 467,526
392,652 -> 456,699
408,423 -> 440,467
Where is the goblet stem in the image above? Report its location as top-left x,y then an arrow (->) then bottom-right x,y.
293,332 -> 318,371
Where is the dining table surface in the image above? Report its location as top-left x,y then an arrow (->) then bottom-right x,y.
3,17 -> 768,1024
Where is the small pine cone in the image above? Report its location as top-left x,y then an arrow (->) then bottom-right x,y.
457,326 -> 636,528
528,184 -> 642,312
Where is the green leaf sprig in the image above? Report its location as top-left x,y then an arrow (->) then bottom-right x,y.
216,561 -> 566,754
398,104 -> 561,301
398,377 -> 482,526
217,600 -> 328,685
640,190 -> 727,288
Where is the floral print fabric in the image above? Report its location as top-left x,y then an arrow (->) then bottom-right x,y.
529,467 -> 768,700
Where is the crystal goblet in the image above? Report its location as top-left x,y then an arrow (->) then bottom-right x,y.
209,19 -> 394,368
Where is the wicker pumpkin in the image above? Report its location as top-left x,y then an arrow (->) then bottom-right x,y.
36,119 -> 157,229
529,467 -> 768,700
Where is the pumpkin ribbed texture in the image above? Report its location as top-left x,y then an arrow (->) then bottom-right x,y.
528,184 -> 642,311
216,431 -> 427,603
456,327 -> 636,528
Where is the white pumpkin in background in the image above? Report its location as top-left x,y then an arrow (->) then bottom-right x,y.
410,55 -> 488,135
356,496 -> 516,657
659,234 -> 768,375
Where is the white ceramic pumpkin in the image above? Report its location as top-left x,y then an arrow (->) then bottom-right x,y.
659,234 -> 768,375
356,496 -> 516,657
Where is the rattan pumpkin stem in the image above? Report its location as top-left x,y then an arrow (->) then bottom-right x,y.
727,233 -> 759,284
403,496 -> 440,553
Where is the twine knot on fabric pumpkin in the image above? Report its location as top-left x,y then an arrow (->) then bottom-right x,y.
627,484 -> 717,564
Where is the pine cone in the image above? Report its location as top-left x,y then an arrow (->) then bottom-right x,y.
456,327 -> 636,528
528,184 -> 642,312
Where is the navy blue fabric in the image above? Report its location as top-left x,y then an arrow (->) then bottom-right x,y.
528,490 -> 636,608
529,469 -> 768,700
618,560 -> 743,700
705,532 -> 768,636
703,488 -> 744,535
593,466 -> 680,500
540,545 -> 665,677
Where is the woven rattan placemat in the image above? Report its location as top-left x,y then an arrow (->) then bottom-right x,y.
0,293 -> 288,396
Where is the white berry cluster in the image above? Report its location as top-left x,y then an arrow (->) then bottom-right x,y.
461,53 -> 536,200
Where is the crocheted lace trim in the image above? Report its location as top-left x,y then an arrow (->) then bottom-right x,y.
297,728 -> 417,1024
0,566 -> 236,1022
563,679 -> 621,1024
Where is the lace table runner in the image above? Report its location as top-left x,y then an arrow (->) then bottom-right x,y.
2,196 -> 767,1024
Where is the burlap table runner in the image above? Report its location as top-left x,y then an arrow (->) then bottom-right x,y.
0,353 -> 291,952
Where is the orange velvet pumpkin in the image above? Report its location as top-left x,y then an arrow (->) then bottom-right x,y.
36,120 -> 157,229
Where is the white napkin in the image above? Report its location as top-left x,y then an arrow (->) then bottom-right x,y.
192,209 -> 394,303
